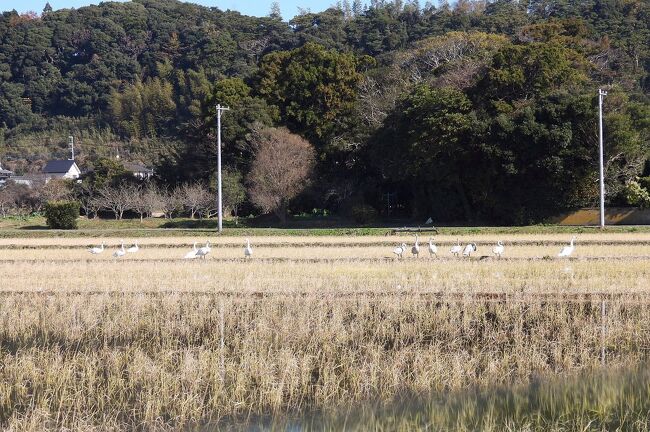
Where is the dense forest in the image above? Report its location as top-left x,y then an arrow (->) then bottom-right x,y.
0,0 -> 648,224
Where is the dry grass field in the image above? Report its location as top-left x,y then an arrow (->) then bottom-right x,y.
1,232 -> 650,430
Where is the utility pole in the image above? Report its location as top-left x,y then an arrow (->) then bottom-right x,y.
215,104 -> 230,233
68,136 -> 75,161
598,89 -> 607,229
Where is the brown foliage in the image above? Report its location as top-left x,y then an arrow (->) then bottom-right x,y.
0,183 -> 42,216
248,128 -> 315,223
39,179 -> 73,203
177,183 -> 211,219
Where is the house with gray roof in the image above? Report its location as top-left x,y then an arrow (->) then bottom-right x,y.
123,162 -> 154,180
42,160 -> 81,180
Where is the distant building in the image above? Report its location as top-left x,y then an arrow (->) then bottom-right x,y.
123,162 -> 154,180
0,166 -> 13,186
42,160 -> 81,180
10,174 -> 47,187
9,160 -> 82,187
0,165 -> 13,178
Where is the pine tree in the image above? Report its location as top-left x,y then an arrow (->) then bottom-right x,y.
408,0 -> 421,12
269,2 -> 282,19
42,2 -> 53,14
342,0 -> 352,18
352,0 -> 364,15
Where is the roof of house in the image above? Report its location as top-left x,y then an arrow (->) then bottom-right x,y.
123,162 -> 154,174
43,159 -> 78,173
0,168 -> 13,176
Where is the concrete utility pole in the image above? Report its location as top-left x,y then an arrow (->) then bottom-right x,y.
215,104 -> 230,233
598,89 -> 607,229
68,136 -> 75,161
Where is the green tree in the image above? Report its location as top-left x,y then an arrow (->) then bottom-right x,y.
44,200 -> 80,229
222,168 -> 246,221
109,78 -> 176,138
258,42 -> 372,147
368,85 -> 482,221
85,158 -> 130,191
187,78 -> 280,179
0,82 -> 33,128
477,42 -> 589,102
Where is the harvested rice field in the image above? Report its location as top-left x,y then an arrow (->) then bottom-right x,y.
1,232 -> 650,430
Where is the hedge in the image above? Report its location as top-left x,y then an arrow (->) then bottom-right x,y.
44,200 -> 80,229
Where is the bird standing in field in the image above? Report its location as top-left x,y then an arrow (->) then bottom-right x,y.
196,241 -> 212,259
493,241 -> 505,259
89,242 -> 105,254
244,238 -> 253,259
462,243 -> 477,257
127,243 -> 139,253
393,243 -> 407,259
113,241 -> 126,258
184,242 -> 199,259
450,239 -> 462,257
558,236 -> 577,258
428,237 -> 437,258
411,235 -> 420,258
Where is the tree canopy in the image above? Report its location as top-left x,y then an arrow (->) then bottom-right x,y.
0,0 -> 648,223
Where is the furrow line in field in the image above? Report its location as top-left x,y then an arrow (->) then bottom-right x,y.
1,255 -> 650,264
1,290 -> 650,303
4,240 -> 650,249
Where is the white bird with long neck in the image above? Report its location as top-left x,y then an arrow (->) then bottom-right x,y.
113,241 -> 126,258
462,243 -> 477,257
184,242 -> 199,259
127,243 -> 139,253
428,237 -> 437,258
558,236 -> 577,258
450,239 -> 462,257
393,243 -> 407,259
244,238 -> 253,258
196,241 -> 211,259
89,242 -> 105,254
411,235 -> 420,258
493,241 -> 505,258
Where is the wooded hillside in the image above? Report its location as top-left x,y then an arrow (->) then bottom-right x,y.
1,0 -> 648,223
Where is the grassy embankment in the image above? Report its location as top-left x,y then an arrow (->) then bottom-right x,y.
2,214 -> 650,238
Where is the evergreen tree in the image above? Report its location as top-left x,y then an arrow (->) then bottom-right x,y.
269,2 -> 282,19
352,0 -> 364,15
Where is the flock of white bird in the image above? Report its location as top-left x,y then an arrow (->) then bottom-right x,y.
88,239 -> 254,259
393,234 -> 578,259
88,235 -> 578,260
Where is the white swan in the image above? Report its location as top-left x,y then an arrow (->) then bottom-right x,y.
196,241 -> 211,259
244,238 -> 253,258
462,243 -> 477,257
411,235 -> 420,258
493,241 -> 505,258
450,239 -> 462,257
428,237 -> 437,258
184,242 -> 199,259
127,243 -> 139,253
558,236 -> 577,258
393,243 -> 407,259
113,241 -> 126,258
89,242 -> 105,254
